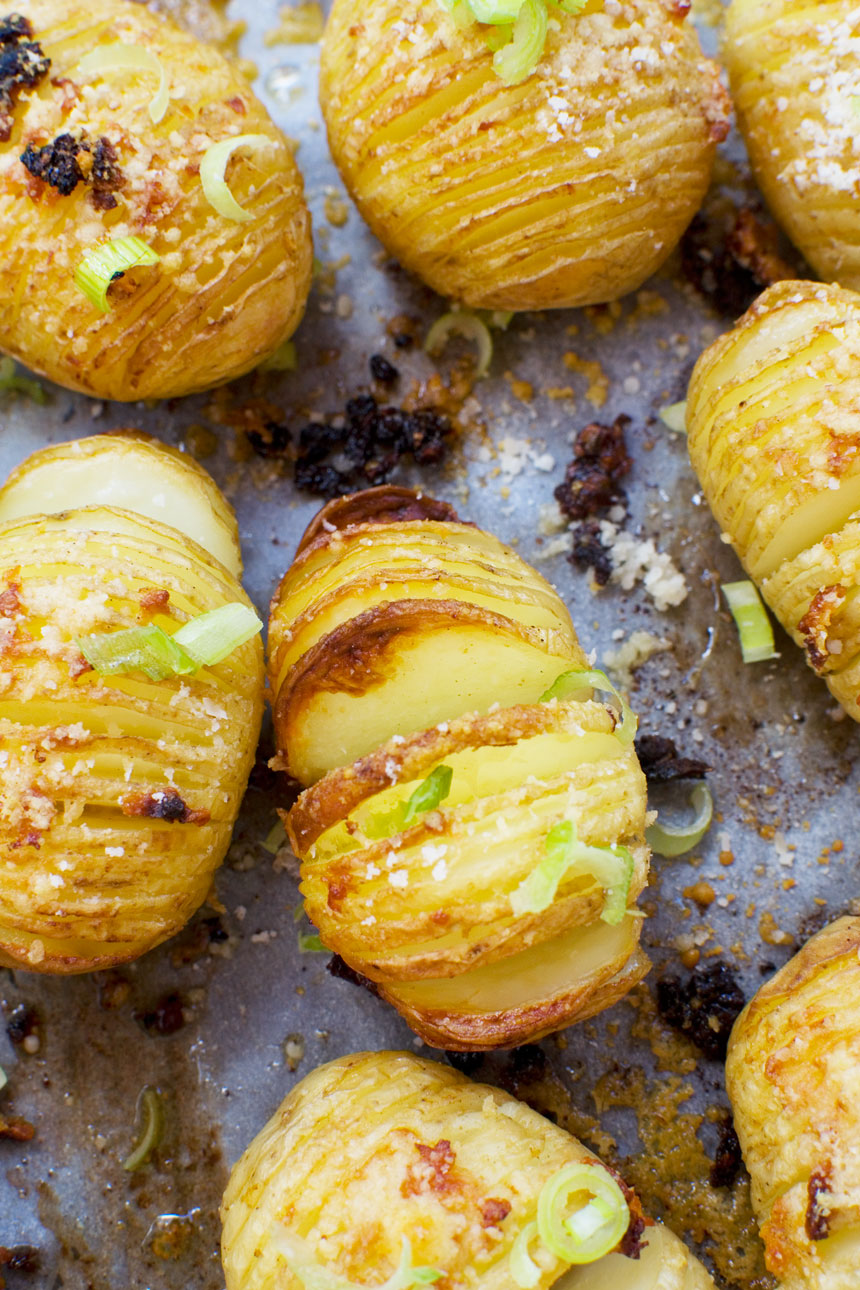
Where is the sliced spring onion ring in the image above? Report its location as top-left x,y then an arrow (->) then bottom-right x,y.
510,1221 -> 542,1289
646,783 -> 713,859
511,819 -> 633,924
297,932 -> 326,953
123,1085 -> 164,1171
173,603 -> 262,666
658,401 -> 687,434
272,1229 -> 441,1290
74,235 -> 160,313
199,133 -> 275,222
0,1064 -> 7,1093
539,667 -> 637,744
554,0 -> 588,10
722,580 -> 778,663
469,0 -> 526,22
425,310 -> 493,379
402,764 -> 453,825
77,603 -> 262,680
493,0 -> 547,83
261,819 -> 288,854
259,339 -> 298,372
536,1161 -> 629,1265
0,356 -> 45,404
78,43 -> 169,123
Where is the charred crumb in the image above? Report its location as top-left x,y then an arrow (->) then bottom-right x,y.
555,416 -> 631,523
0,1113 -> 35,1142
806,1165 -> 833,1241
171,914 -> 229,966
245,417 -> 291,458
0,1245 -> 40,1283
655,962 -> 745,1061
635,734 -> 709,784
120,789 -> 210,825
0,17 -> 49,143
680,207 -> 796,318
20,132 -> 125,204
97,970 -> 131,1011
5,1003 -> 37,1046
369,354 -> 399,384
710,1115 -> 743,1189
88,136 -> 123,210
136,991 -> 187,1037
570,518 -> 613,587
443,1051 -> 485,1077
326,954 -> 381,999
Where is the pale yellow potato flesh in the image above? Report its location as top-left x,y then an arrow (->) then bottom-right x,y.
726,917 -> 860,1290
686,279 -> 860,719
221,1052 -> 713,1290
724,0 -> 860,290
318,0 -> 727,309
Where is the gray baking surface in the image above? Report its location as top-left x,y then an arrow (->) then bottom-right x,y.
0,2 -> 854,1287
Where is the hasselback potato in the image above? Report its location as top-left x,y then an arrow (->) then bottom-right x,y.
686,279 -> 860,718
0,432 -> 264,972
0,0 -> 312,399
726,917 -> 860,1289
724,0 -> 860,291
221,1051 -> 715,1290
269,486 -> 585,786
318,0 -> 727,311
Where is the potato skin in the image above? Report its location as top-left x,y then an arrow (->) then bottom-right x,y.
724,0 -> 860,291
726,918 -> 860,1289
0,0 -> 312,399
0,446 -> 264,971
686,279 -> 860,719
221,1051 -> 715,1290
319,0 -> 727,310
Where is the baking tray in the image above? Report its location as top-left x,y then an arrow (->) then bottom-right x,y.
1,2 -> 856,1287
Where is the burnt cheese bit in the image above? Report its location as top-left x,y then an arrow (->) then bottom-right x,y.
20,133 -> 125,204
570,518 -> 613,587
0,14 -> 33,42
121,788 -> 210,825
0,17 -> 50,143
710,1115 -> 743,1188
555,416 -> 632,522
634,733 -> 709,784
656,961 -> 746,1060
89,136 -> 123,210
805,1165 -> 833,1241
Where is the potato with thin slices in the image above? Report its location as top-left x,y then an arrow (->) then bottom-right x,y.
0,0 -> 312,400
318,0 -> 727,310
726,917 -> 860,1290
0,432 -> 264,972
686,279 -> 860,718
221,1051 -> 715,1290
286,688 -> 649,1050
268,486 -> 585,785
724,0 -> 860,291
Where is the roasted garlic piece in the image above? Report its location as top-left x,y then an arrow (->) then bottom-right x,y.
724,0 -> 860,291
221,1051 -> 715,1290
269,487 -> 585,785
726,917 -> 860,1289
287,694 -> 649,1049
318,0 -> 727,311
0,433 -> 264,972
686,279 -> 860,718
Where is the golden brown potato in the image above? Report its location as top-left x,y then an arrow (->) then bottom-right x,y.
726,917 -> 860,1289
724,0 -> 860,291
318,0 -> 727,311
221,1051 -> 716,1290
686,279 -> 860,718
0,433 -> 264,972
0,0 -> 312,400
268,486 -> 586,785
287,697 -> 649,1049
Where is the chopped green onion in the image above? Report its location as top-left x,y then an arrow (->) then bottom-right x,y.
425,310 -> 493,379
297,932 -> 327,953
173,603 -> 262,666
493,0 -> 547,84
78,43 -> 169,124
272,1229 -> 442,1290
0,356 -> 45,404
646,783 -> 713,859
540,667 -> 637,744
77,623 -> 197,681
658,401 -> 687,434
722,580 -> 778,663
510,1221 -> 542,1288
554,0 -> 588,12
403,764 -> 453,825
261,819 -> 287,854
0,1064 -> 7,1093
74,235 -> 160,313
536,1161 -> 629,1265
511,819 -> 633,924
469,0 -> 525,22
485,24 -> 513,49
438,0 -> 476,26
199,133 -> 275,222
123,1085 -> 164,1171
259,339 -> 298,372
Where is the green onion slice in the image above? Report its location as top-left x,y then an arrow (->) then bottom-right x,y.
199,133 -> 275,222
77,603 -> 262,680
403,764 -> 453,824
511,819 -> 633,924
259,338 -> 298,372
554,0 -> 588,10
485,24 -> 513,49
510,1221 -> 542,1289
74,235 -> 160,313
493,0 -> 547,84
297,932 -> 326,953
78,43 -> 169,124
425,310 -> 493,379
272,1229 -> 441,1290
537,1161 -> 629,1265
0,356 -> 45,404
469,0 -> 526,23
0,1064 -> 7,1093
722,580 -> 778,663
658,401 -> 687,434
438,0 -> 476,26
123,1085 -> 164,1171
540,667 -> 637,744
262,819 -> 287,854
646,783 -> 713,859
172,603 -> 262,666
